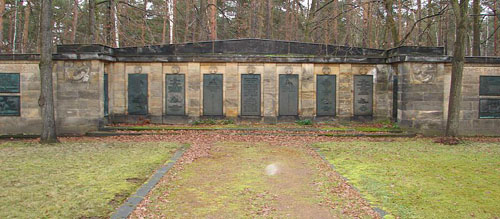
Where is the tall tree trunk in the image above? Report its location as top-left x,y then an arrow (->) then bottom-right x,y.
111,0 -> 119,47
265,0 -> 271,39
384,0 -> 399,47
88,0 -> 96,43
39,0 -> 58,143
472,0 -> 480,56
22,1 -> 31,53
170,0 -> 175,43
162,0 -> 168,44
446,0 -> 470,137
208,0 -> 217,40
495,1 -> 499,56
71,0 -> 78,44
141,0 -> 147,45
184,0 -> 191,42
0,0 -> 4,49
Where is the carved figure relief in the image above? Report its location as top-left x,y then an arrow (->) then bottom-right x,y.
171,65 -> 181,74
412,64 -> 435,83
247,65 -> 256,74
209,66 -> 218,74
72,67 -> 90,83
285,66 -> 293,74
322,66 -> 331,75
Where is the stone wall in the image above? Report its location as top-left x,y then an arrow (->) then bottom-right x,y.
2,40 -> 500,136
0,61 -> 42,134
0,60 -> 104,135
104,62 -> 394,124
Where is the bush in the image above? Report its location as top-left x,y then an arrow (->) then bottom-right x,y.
296,119 -> 313,126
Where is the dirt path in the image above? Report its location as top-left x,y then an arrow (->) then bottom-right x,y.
125,132 -> 379,218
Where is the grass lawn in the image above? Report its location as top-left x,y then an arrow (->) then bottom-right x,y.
314,139 -> 500,218
0,140 -> 181,218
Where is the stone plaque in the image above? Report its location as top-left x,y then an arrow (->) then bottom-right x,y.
0,96 -> 20,116
104,74 -> 109,116
241,74 -> 261,116
479,99 -> 500,118
128,74 -> 148,115
279,74 -> 298,116
0,73 -> 20,93
316,75 -> 336,116
354,75 -> 373,116
166,74 -> 185,115
480,76 -> 500,96
203,74 -> 223,116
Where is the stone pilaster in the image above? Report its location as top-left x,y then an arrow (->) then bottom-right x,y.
187,62 -> 201,118
338,64 -> 352,118
301,63 -> 314,118
149,63 -> 163,122
225,63 -> 239,117
263,63 -> 277,123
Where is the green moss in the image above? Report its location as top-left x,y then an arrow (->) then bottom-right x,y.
0,141 -> 180,218
313,140 -> 500,218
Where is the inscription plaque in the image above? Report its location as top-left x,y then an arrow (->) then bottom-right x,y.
316,75 -> 336,116
0,73 -> 20,93
166,74 -> 185,115
0,96 -> 20,116
354,75 -> 373,116
480,76 -> 500,96
203,74 -> 223,116
128,74 -> 148,115
104,74 -> 109,116
241,74 -> 261,116
279,74 -> 298,116
479,99 -> 500,118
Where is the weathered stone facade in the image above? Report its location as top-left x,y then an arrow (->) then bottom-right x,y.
0,39 -> 499,136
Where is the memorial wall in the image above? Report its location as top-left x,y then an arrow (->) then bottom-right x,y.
0,39 -> 499,136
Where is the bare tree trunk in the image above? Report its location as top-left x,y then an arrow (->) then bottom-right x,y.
384,0 -> 399,47
332,0 -> 338,44
162,0 -> 168,44
265,0 -> 271,39
71,0 -> 78,44
0,0 -> 4,49
208,0 -> 217,40
111,0 -> 119,47
22,1 -> 31,53
39,0 -> 58,143
446,0 -> 470,137
142,0 -> 147,45
88,0 -> 96,43
184,0 -> 191,42
495,1 -> 499,56
472,0 -> 480,56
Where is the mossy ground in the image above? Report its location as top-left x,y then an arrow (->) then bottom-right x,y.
0,140 -> 180,218
314,140 -> 500,218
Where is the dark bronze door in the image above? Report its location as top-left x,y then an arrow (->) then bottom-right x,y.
128,74 -> 148,115
165,74 -> 185,115
203,74 -> 223,116
279,74 -> 299,116
316,75 -> 336,116
241,74 -> 261,116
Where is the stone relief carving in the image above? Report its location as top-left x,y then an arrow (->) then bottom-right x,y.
247,65 -> 256,74
72,67 -> 90,83
285,66 -> 293,74
171,65 -> 181,74
412,64 -> 435,83
322,66 -> 331,75
134,66 -> 143,74
360,67 -> 369,75
209,66 -> 218,74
